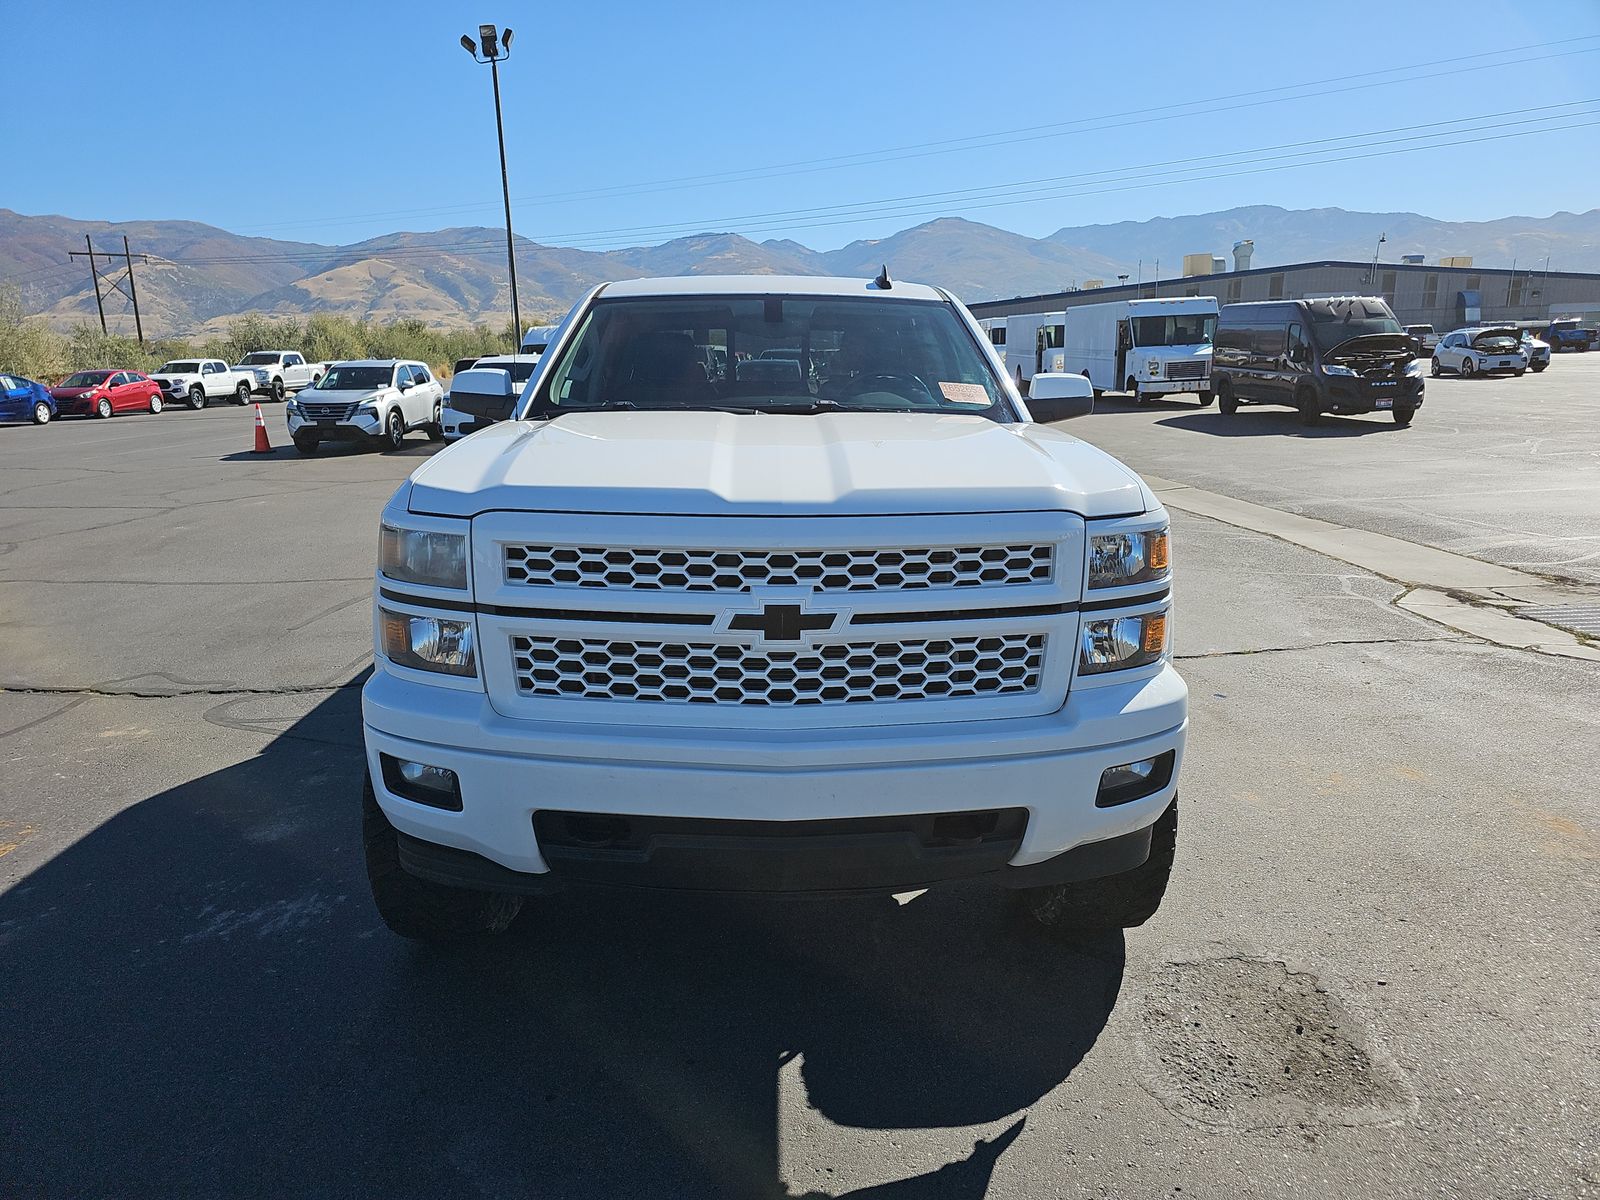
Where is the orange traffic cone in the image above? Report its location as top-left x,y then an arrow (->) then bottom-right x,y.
252,404 -> 273,454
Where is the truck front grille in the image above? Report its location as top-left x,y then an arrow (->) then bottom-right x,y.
503,543 -> 1053,593
510,633 -> 1045,707
1165,360 -> 1207,380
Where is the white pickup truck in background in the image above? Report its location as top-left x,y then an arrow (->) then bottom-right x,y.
149,359 -> 257,409
233,351 -> 330,402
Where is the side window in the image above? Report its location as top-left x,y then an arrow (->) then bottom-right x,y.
286,354 -> 303,367
411,364 -> 432,384
1286,322 -> 1308,364
1267,273 -> 1285,301
109,373 -> 128,387
396,365 -> 413,387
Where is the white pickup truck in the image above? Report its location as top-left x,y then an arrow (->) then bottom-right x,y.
149,358 -> 256,409
233,350 -> 329,402
361,275 -> 1186,943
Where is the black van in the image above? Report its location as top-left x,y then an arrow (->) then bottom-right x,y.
1212,297 -> 1423,427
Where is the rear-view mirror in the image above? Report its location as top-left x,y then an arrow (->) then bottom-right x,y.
1026,371 -> 1094,421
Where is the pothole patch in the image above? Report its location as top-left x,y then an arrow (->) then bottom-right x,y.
1139,956 -> 1414,1130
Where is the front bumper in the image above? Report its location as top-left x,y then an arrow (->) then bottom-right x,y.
1320,376 -> 1424,412
1142,378 -> 1209,395
287,410 -> 383,441
362,661 -> 1187,890
50,395 -> 94,415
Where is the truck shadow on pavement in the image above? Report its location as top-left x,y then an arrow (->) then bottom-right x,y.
1155,411 -> 1402,438
0,683 -> 1123,1199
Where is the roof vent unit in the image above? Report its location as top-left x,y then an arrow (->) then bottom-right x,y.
1232,240 -> 1254,271
1182,253 -> 1214,277
1212,257 -> 1227,274
1440,255 -> 1474,268
1400,253 -> 1425,265
1082,279 -> 1104,290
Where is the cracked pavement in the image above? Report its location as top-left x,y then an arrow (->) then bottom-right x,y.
1,399 -> 1595,1198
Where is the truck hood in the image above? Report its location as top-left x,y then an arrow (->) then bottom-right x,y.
406,410 -> 1150,518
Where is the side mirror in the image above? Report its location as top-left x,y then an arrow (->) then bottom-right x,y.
1025,372 -> 1094,421
449,367 -> 517,420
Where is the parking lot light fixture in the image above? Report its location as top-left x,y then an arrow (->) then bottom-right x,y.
460,23 -> 522,345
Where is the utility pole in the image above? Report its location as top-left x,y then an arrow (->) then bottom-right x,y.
84,235 -> 107,334
68,236 -> 149,343
123,236 -> 144,345
461,24 -> 522,347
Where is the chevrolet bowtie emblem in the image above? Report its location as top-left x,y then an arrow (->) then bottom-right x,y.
729,603 -> 836,642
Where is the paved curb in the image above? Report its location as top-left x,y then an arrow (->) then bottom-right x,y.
1145,475 -> 1600,664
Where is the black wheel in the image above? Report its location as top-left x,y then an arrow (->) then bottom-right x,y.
1391,404 -> 1415,427
363,776 -> 522,942
384,408 -> 405,451
1430,357 -> 1442,378
235,381 -> 252,405
426,402 -> 444,442
188,385 -> 207,411
270,378 -> 286,402
1514,368 -> 1526,377
1460,357 -> 1475,378
31,401 -> 51,425
1531,363 -> 1547,373
1125,377 -> 1141,404
1217,380 -> 1239,416
1296,388 -> 1321,427
1017,800 -> 1177,935
96,396 -> 113,419
292,433 -> 320,456
1196,390 -> 1213,408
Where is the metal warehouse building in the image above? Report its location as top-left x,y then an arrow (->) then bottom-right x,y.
969,260 -> 1600,332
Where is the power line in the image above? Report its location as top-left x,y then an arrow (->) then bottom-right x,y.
227,37 -> 1600,236
152,104 -> 1600,263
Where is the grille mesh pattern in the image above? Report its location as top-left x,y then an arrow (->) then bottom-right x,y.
300,401 -> 359,421
1164,360 -> 1207,380
511,634 -> 1045,706
503,544 -> 1053,593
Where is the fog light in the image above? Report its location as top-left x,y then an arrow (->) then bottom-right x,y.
380,754 -> 462,810
1096,750 -> 1175,808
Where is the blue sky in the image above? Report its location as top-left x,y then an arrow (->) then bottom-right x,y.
6,0 -> 1600,250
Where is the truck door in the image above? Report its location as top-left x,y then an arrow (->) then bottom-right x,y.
1116,320 -> 1131,389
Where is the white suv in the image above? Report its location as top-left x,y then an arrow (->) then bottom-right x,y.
361,275 -> 1187,941
1432,328 -> 1528,378
286,359 -> 444,454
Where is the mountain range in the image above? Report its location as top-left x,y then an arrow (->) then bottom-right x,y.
5,204 -> 1597,337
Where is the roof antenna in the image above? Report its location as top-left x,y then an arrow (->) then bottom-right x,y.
873,263 -> 892,290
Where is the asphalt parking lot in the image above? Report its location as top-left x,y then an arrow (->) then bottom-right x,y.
1,375 -> 1596,1198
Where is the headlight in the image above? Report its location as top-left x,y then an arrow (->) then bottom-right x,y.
1322,364 -> 1358,377
356,404 -> 378,418
1405,360 -> 1426,378
1088,527 -> 1169,589
380,523 -> 468,589
1146,360 -> 1161,377
379,608 -> 476,676
1079,611 -> 1168,674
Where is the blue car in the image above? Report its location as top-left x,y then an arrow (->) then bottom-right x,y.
0,373 -> 57,425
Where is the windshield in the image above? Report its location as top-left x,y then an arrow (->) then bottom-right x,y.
239,352 -> 280,365
156,361 -> 200,373
531,296 -> 1009,418
1306,299 -> 1403,350
1473,334 -> 1519,352
1131,313 -> 1215,347
314,366 -> 392,391
60,371 -> 111,387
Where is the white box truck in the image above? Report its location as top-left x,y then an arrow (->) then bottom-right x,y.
1004,312 -> 1066,391
1061,297 -> 1217,406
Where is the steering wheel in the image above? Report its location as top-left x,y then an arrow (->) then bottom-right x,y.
838,372 -> 937,406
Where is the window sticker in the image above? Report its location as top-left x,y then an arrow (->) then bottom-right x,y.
938,381 -> 989,405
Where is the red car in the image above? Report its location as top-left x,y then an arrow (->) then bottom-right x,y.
50,369 -> 165,418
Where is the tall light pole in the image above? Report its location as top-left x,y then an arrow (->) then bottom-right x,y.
461,24 -> 521,347
1368,232 -> 1387,285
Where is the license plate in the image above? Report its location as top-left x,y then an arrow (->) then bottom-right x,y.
1375,399 -> 1394,409
1498,359 -> 1513,367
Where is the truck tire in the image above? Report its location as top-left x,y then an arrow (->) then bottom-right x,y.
1196,390 -> 1213,408
1017,800 -> 1177,935
188,385 -> 207,411
362,776 -> 522,942
270,378 -> 286,403
1391,403 -> 1415,427
235,381 -> 252,405
1216,379 -> 1239,416
1125,377 -> 1141,404
1296,388 -> 1321,426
